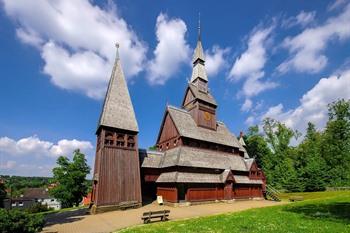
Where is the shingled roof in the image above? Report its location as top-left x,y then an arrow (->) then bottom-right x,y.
233,175 -> 263,184
97,46 -> 138,132
166,106 -> 241,148
142,146 -> 249,171
188,83 -> 217,106
23,188 -> 50,199
156,171 -> 263,184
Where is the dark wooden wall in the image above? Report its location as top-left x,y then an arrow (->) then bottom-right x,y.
92,128 -> 142,207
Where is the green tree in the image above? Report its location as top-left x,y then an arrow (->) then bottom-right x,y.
262,118 -> 300,191
296,122 -> 327,191
50,149 -> 90,208
321,99 -> 350,186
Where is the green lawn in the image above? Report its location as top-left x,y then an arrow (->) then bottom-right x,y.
119,191 -> 350,233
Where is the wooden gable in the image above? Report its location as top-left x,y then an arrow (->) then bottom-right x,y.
157,112 -> 180,145
182,87 -> 195,108
250,161 -> 258,172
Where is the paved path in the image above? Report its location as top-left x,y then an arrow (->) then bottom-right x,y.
42,200 -> 285,233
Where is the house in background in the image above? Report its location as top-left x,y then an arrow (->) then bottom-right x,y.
23,187 -> 61,210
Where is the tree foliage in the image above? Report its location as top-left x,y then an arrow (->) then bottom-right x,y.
50,149 -> 90,208
245,99 -> 350,192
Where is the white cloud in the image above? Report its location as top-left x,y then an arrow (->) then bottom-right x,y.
0,135 -> 93,158
261,68 -> 350,135
245,116 -> 255,126
241,99 -> 253,112
282,11 -> 316,28
2,0 -> 147,99
229,26 -> 277,97
205,46 -> 230,76
328,0 -> 347,11
0,135 -> 94,176
277,3 -> 350,74
147,13 -> 190,85
229,25 -> 277,111
0,160 -> 16,170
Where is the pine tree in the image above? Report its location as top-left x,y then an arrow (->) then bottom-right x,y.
297,122 -> 327,191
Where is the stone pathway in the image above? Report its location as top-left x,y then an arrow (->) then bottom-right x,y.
42,200 -> 286,233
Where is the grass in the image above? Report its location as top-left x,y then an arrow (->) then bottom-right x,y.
119,191 -> 350,233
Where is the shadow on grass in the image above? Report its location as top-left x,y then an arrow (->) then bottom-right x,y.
284,201 -> 350,224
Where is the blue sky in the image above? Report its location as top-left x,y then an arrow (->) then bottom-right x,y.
1,0 -> 350,176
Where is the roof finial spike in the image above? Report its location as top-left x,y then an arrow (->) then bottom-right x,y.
115,42 -> 120,60
198,12 -> 201,41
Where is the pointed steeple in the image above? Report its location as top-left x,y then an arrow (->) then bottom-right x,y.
190,16 -> 208,83
97,43 -> 138,133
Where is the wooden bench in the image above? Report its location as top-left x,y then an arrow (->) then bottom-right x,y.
289,196 -> 304,202
141,210 -> 170,224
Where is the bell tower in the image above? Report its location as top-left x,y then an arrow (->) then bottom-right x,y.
91,43 -> 142,214
182,22 -> 218,130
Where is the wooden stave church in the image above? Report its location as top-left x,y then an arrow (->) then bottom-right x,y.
141,32 -> 266,204
90,30 -> 266,213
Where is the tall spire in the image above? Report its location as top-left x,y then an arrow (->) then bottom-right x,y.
97,43 -> 138,132
190,15 -> 207,83
198,12 -> 201,41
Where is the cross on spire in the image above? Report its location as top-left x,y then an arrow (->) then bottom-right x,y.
115,42 -> 120,60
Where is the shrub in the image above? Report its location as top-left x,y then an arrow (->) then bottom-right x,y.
26,203 -> 53,214
0,209 -> 45,233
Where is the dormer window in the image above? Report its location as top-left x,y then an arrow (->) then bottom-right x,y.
127,136 -> 135,148
104,132 -> 114,145
116,134 -> 125,147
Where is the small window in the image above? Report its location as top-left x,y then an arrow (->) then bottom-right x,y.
116,134 -> 125,147
159,145 -> 163,151
104,132 -> 114,145
166,142 -> 169,149
51,199 -> 55,202
174,139 -> 178,146
127,136 -> 135,148
19,202 -> 24,207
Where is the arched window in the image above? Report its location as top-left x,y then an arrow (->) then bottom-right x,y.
159,145 -> 163,151
166,142 -> 169,149
104,132 -> 114,145
174,139 -> 178,146
127,136 -> 135,148
116,134 -> 125,147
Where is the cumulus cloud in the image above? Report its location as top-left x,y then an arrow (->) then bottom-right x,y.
282,11 -> 316,28
241,99 -> 253,112
147,13 -> 190,85
0,135 -> 94,176
205,46 -> 230,76
2,0 -> 147,99
228,25 -> 277,111
0,135 -> 93,157
277,3 -> 350,74
261,68 -> 350,135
